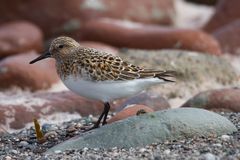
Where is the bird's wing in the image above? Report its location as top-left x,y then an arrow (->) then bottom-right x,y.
80,48 -> 176,82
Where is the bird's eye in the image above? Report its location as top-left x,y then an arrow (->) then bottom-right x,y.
58,45 -> 64,49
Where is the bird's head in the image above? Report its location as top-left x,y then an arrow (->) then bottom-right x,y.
29,36 -> 80,64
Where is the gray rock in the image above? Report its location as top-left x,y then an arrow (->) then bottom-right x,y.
18,141 -> 29,147
202,153 -> 218,160
120,49 -> 238,84
46,108 -> 237,153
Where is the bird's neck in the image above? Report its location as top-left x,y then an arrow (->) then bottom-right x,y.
56,58 -> 71,80
55,47 -> 93,80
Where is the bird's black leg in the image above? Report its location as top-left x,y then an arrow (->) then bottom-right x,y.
85,102 -> 110,131
102,102 -> 110,125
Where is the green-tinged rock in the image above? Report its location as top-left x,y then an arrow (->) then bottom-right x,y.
120,49 -> 237,84
46,108 -> 237,153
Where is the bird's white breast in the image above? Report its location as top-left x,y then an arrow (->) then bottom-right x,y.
62,75 -> 165,102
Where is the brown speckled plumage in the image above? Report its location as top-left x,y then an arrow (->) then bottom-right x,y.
29,36 -> 176,130
49,36 -> 176,82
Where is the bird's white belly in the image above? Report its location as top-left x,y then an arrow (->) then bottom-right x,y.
62,76 -> 165,102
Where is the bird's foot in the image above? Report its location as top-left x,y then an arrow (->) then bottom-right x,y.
83,123 -> 100,132
102,121 -> 108,125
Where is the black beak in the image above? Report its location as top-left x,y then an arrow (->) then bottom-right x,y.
29,52 -> 51,64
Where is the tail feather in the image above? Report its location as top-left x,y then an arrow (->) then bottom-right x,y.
140,70 -> 177,82
155,70 -> 177,82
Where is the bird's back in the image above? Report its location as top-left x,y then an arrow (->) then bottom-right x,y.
57,47 -> 176,83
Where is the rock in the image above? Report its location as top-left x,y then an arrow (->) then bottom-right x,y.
41,124 -> 58,133
108,105 -> 154,124
0,0 -> 175,38
80,18 -> 221,55
120,49 -> 237,84
204,0 -> 240,32
0,21 -> 43,58
163,149 -> 171,155
119,49 -> 238,108
80,41 -> 119,56
44,131 -> 58,141
113,92 -> 170,112
0,91 -> 102,131
181,88 -> 240,112
4,156 -> 12,160
19,141 -> 29,147
46,108 -> 237,152
213,20 -> 240,54
0,90 -> 169,133
221,135 -> 230,141
10,149 -> 18,155
0,51 -> 59,91
202,153 -> 217,160
0,126 -> 6,135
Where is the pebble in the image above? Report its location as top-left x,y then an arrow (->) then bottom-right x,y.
42,124 -> 58,133
18,141 -> 29,147
10,149 -> 18,154
202,153 -> 218,160
212,143 -> 222,147
5,156 -> 12,160
139,148 -> 147,153
0,112 -> 239,159
54,150 -> 62,154
221,135 -> 230,141
67,126 -> 77,133
44,131 -> 58,141
163,149 -> 171,155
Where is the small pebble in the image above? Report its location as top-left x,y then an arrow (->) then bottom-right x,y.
54,150 -> 62,154
203,153 -> 217,160
213,143 -> 222,147
10,149 -> 18,154
139,148 -> 146,153
44,131 -> 58,141
5,156 -> 12,160
42,124 -> 58,132
221,135 -> 230,141
83,147 -> 89,152
19,141 -> 29,147
0,112 -> 239,159
67,126 -> 77,133
163,149 -> 171,155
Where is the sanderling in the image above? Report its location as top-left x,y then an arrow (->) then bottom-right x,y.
30,36 -> 176,130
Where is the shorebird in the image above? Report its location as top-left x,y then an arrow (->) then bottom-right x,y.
30,36 -> 176,130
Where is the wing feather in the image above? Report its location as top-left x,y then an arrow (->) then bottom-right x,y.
79,48 -> 176,82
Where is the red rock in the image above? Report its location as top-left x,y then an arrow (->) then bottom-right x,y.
181,88 -> 240,112
0,0 -> 175,38
0,51 -> 59,91
113,92 -> 170,112
204,0 -> 240,32
0,91 -> 103,130
213,20 -> 240,54
0,90 -> 169,132
0,21 -> 43,58
80,18 -> 221,55
80,41 -> 119,56
108,104 -> 154,123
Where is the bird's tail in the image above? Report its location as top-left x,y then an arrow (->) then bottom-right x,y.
140,70 -> 177,82
155,70 -> 177,82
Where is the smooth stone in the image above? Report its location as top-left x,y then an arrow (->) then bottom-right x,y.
202,153 -> 217,160
0,0 -> 175,38
120,49 -> 237,84
46,108 -> 237,153
181,88 -> 240,112
81,18 -> 221,55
